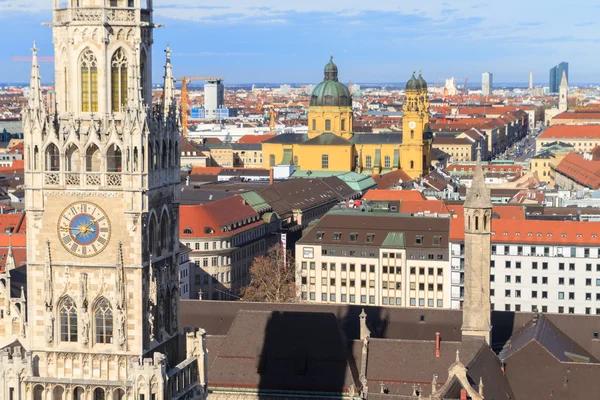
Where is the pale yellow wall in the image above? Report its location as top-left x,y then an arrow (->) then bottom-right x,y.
355,144 -> 401,173
308,106 -> 353,139
262,143 -> 290,168
434,143 -> 475,162
294,144 -> 353,171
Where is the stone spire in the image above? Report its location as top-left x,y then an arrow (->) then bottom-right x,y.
28,42 -> 44,112
464,144 -> 492,209
559,70 -> 568,113
115,241 -> 126,310
162,46 -> 176,118
128,45 -> 144,111
4,233 -> 16,272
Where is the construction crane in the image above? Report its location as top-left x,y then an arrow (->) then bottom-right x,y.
177,75 -> 225,137
453,78 -> 469,118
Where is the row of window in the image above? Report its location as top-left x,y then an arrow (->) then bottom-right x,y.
492,260 -> 600,271
497,274 -> 600,286
302,292 -> 444,307
77,47 -> 146,113
492,245 -> 598,254
499,304 -> 600,315
311,118 -> 347,132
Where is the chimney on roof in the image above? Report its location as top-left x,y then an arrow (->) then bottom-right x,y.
460,389 -> 467,400
435,332 -> 441,358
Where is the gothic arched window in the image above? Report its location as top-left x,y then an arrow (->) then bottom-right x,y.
80,49 -> 98,112
65,143 -> 80,172
111,48 -> 128,112
59,297 -> 78,342
160,212 -> 170,253
93,388 -> 106,400
94,298 -> 113,344
45,143 -> 60,172
107,144 -> 122,173
85,144 -> 101,172
140,48 -> 148,102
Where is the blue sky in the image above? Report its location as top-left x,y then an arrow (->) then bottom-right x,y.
1,0 -> 599,85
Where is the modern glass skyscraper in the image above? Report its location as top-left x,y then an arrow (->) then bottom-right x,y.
549,62 -> 569,93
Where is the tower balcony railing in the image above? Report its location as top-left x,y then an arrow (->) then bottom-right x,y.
54,7 -> 146,25
44,172 -> 60,186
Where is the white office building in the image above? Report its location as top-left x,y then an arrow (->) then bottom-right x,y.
450,218 -> 600,315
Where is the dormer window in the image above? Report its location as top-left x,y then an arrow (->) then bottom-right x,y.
333,232 -> 342,241
316,232 -> 324,240
366,233 -> 375,243
183,228 -> 193,235
204,227 -> 215,234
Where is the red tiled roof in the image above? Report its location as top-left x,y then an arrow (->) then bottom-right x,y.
553,112 -> 600,120
371,169 -> 413,189
554,153 -> 600,189
538,125 -> 600,140
237,135 -> 276,144
400,200 -> 449,214
446,205 -> 524,220
362,190 -> 426,202
179,195 -> 264,238
451,218 -> 600,245
190,167 -> 223,176
0,214 -> 26,234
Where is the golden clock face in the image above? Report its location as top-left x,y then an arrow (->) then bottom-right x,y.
57,201 -> 111,258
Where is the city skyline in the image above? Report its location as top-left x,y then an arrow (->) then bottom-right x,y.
1,0 -> 599,84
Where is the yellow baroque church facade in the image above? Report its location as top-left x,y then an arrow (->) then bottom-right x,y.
262,58 -> 433,179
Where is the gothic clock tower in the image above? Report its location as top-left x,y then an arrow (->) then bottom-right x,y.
13,0 -> 202,398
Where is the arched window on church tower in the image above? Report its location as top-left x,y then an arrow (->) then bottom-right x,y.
80,49 -> 98,112
59,297 -> 78,343
45,143 -> 60,172
111,48 -> 128,112
149,214 -> 157,256
94,298 -> 113,344
160,212 -> 170,254
107,144 -> 122,173
162,140 -> 168,169
65,143 -> 80,172
140,48 -> 148,102
85,144 -> 101,172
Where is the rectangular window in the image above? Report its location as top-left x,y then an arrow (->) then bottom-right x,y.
558,292 -> 564,300
321,154 -> 329,169
350,233 -> 358,242
322,293 -> 327,301
361,295 -> 367,304
350,295 -> 355,303
415,236 -> 424,245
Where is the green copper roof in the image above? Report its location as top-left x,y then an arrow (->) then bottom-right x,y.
310,80 -> 352,107
406,72 -> 420,91
382,232 -> 406,249
310,56 -> 352,107
240,191 -> 271,213
417,72 -> 428,89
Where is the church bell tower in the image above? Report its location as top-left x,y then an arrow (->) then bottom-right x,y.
20,0 -> 185,397
401,72 -> 432,179
461,146 -> 492,345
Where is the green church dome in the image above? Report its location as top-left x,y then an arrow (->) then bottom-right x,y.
417,72 -> 427,90
406,72 -> 420,91
310,56 -> 352,107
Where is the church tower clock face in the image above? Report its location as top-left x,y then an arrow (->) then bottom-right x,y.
57,201 -> 111,258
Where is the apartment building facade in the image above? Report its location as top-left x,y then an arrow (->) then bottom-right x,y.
296,210 -> 451,308
450,218 -> 600,314
180,194 -> 279,300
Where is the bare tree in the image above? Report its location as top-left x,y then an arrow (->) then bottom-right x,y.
241,244 -> 296,303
